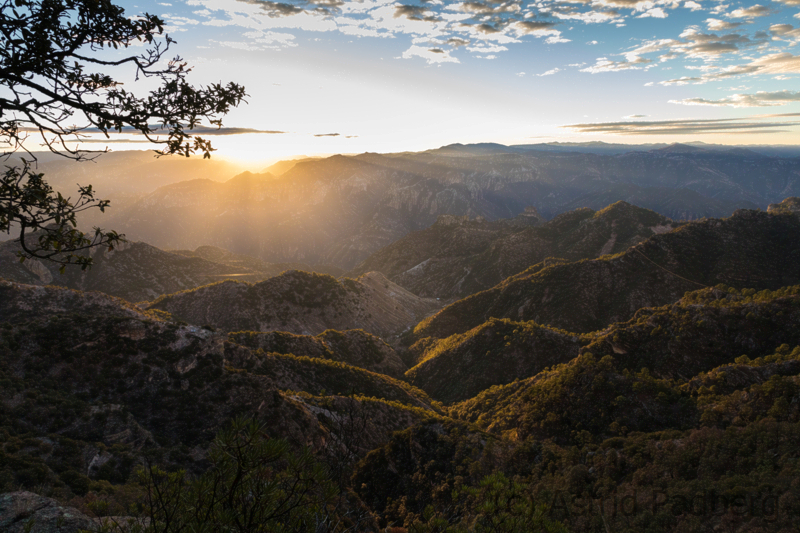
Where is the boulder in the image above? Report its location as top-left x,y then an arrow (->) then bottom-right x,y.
0,491 -> 95,533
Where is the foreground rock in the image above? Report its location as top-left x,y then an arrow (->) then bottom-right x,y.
0,492 -> 94,533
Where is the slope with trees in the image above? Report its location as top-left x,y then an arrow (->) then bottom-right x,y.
0,280 -> 442,501
351,201 -> 677,299
147,270 -> 442,338
413,207 -> 800,342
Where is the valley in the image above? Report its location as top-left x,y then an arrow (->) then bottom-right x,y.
41,143 -> 798,271
2,147 -> 800,533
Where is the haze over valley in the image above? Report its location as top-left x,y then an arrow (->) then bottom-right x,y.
4,137 -> 800,532
4,0 -> 800,529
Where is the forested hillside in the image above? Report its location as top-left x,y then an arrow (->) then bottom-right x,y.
3,192 -> 800,533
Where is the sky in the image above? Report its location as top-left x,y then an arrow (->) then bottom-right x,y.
94,0 -> 800,161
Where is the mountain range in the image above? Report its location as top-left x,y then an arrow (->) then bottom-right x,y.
0,239 -> 345,302
350,201 -> 677,299
3,147 -> 800,533
0,280 -> 442,512
91,143 -> 798,270
412,205 -> 800,345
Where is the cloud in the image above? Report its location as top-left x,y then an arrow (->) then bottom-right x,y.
563,116 -> 800,135
770,23 -> 800,42
248,0 -> 304,16
594,0 -> 654,9
637,7 -> 668,17
185,0 -> 577,62
235,0 -> 347,17
728,4 -> 771,18
661,52 -> 800,84
670,90 -> 800,107
514,20 -> 557,33
675,26 -> 760,57
709,2 -> 729,14
447,37 -> 471,47
475,22 -> 503,34
467,44 -> 509,53
402,44 -> 460,63
394,4 -> 441,21
624,114 -> 649,117
184,0 -> 784,68
161,14 -> 201,25
457,0 -> 523,16
552,8 -> 622,24
538,67 -> 561,75
191,126 -> 287,135
75,139 -> 155,144
75,126 -> 286,136
581,55 -> 652,73
512,20 -> 570,43
314,132 -> 340,137
704,18 -> 742,30
585,26 -> 765,77
544,32 -> 571,44
241,29 -> 298,48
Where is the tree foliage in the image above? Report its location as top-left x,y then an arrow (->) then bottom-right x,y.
0,0 -> 246,267
94,417 -> 338,533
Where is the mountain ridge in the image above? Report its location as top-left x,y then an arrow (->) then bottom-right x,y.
147,270 -> 442,339
412,207 -> 800,341
350,201 -> 677,299
96,146 -> 798,269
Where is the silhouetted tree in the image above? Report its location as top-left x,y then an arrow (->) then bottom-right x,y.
96,417 -> 338,533
0,0 -> 246,269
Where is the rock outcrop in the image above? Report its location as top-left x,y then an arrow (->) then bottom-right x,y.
768,196 -> 800,215
0,492 -> 95,533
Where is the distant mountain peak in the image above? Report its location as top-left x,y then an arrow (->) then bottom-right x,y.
594,200 -> 635,215
653,143 -> 707,154
226,171 -> 273,184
